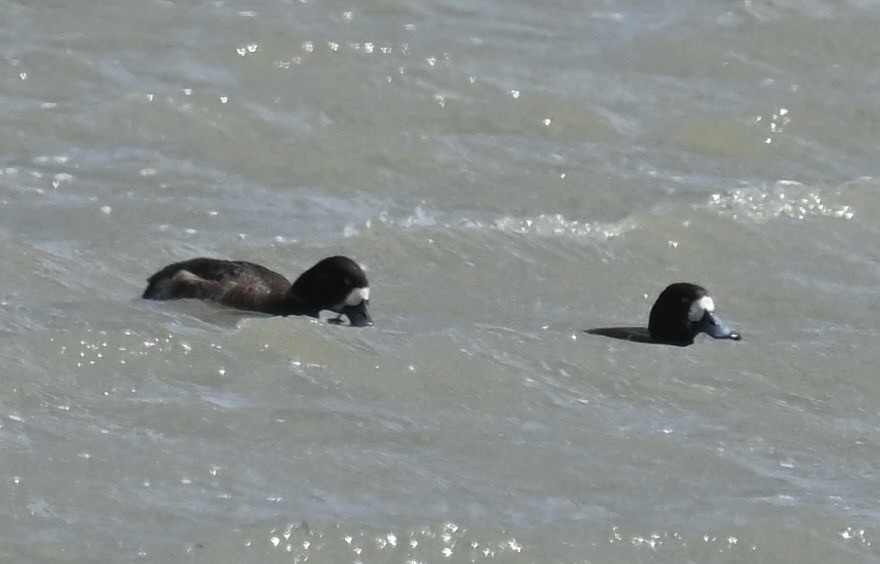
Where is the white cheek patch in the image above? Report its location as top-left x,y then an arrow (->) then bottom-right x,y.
345,287 -> 370,306
688,296 -> 715,321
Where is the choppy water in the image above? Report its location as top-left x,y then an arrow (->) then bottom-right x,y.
2,0 -> 879,561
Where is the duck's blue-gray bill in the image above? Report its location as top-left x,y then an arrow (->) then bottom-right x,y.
696,312 -> 741,340
342,302 -> 372,327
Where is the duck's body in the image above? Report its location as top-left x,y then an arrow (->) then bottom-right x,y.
143,256 -> 372,326
587,283 -> 740,346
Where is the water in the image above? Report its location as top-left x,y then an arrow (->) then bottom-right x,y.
2,0 -> 879,561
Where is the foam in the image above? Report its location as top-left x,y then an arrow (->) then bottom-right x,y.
708,180 -> 855,222
346,206 -> 632,241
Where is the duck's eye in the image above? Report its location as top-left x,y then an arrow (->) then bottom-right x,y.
344,277 -> 352,287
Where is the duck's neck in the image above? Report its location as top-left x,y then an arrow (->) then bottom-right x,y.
276,291 -> 319,318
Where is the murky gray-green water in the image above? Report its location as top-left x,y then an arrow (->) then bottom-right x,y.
2,0 -> 879,561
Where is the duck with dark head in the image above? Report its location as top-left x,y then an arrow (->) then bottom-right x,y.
143,255 -> 372,327
587,282 -> 740,346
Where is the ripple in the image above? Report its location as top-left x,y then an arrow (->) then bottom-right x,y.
708,180 -> 855,222
348,206 -> 633,241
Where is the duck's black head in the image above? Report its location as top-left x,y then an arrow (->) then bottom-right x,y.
648,283 -> 740,346
290,256 -> 372,327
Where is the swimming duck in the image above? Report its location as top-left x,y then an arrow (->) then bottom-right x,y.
587,282 -> 740,346
143,256 -> 372,326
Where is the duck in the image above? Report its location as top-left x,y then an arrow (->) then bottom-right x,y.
586,282 -> 740,346
142,255 -> 372,326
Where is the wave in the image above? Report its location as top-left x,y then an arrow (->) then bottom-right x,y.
345,206 -> 635,241
706,180 -> 856,222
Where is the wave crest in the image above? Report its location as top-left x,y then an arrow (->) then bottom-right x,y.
346,206 -> 632,240
708,180 -> 855,222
